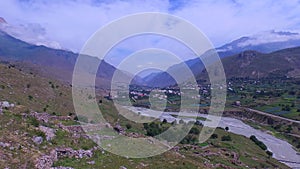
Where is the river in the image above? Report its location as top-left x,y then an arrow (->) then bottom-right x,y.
125,106 -> 300,168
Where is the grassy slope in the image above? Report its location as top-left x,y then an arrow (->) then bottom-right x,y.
0,62 -> 289,169
0,63 -> 74,115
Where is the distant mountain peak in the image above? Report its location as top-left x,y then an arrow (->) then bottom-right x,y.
0,18 -> 62,50
0,17 -> 7,24
217,30 -> 300,54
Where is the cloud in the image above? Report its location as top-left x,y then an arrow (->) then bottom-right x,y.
0,21 -> 62,49
237,30 -> 300,47
0,0 -> 300,63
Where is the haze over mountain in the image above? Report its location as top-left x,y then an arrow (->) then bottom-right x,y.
142,30 -> 300,87
0,24 -> 134,89
0,17 -> 7,24
217,30 -> 300,57
1,16 -> 299,89
0,17 -> 62,50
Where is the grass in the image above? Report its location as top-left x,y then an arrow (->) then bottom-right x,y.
0,62 -> 294,169
0,64 -> 74,116
52,126 -> 289,169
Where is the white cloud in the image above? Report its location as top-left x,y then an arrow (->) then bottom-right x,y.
1,0 -> 300,63
237,30 -> 300,47
0,21 -> 62,49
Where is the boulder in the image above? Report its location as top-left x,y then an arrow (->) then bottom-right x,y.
39,126 -> 56,141
33,136 -> 43,145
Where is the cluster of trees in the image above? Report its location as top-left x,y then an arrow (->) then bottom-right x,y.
281,104 -> 291,111
250,135 -> 273,157
143,120 -> 202,144
250,135 -> 267,150
143,122 -> 168,137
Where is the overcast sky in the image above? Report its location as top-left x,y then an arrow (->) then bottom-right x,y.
1,0 -> 300,66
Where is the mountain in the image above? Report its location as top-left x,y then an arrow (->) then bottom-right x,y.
138,58 -> 204,88
0,17 -> 7,24
217,30 -> 300,57
219,47 -> 300,79
0,17 -> 62,49
142,30 -> 300,87
0,30 -> 132,89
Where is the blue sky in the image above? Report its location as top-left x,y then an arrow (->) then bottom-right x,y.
1,0 -> 300,66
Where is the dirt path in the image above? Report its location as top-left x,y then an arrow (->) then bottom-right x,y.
243,107 -> 300,124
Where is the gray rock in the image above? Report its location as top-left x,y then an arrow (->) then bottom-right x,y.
33,136 -> 43,145
87,161 -> 95,165
39,126 -> 56,141
2,101 -> 10,108
0,142 -> 10,148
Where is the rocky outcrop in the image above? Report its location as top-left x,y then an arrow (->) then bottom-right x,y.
29,112 -> 71,123
32,136 -> 43,145
56,147 -> 94,159
0,101 -> 15,114
35,150 -> 57,169
39,126 -> 56,141
35,147 -> 97,169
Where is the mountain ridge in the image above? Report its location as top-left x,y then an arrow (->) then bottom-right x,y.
0,30 -> 134,89
142,30 -> 300,87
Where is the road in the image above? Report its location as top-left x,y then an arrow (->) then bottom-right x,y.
243,107 -> 300,124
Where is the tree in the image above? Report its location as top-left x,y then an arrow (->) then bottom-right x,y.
125,123 -> 132,130
266,150 -> 273,158
162,119 -> 168,123
250,135 -> 267,150
210,134 -> 218,139
189,127 -> 200,135
195,121 -> 202,126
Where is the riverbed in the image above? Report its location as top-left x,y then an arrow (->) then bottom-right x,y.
125,106 -> 300,168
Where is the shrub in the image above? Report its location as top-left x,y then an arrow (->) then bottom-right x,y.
211,134 -> 218,139
28,95 -> 33,100
221,135 -> 232,141
77,115 -> 88,123
180,134 -> 197,144
29,117 -> 39,127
